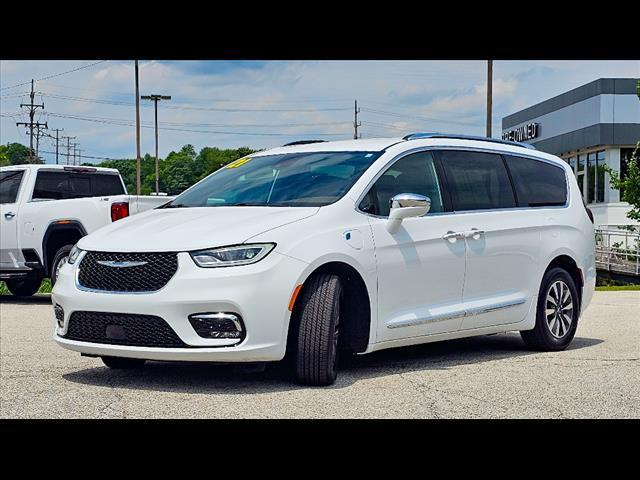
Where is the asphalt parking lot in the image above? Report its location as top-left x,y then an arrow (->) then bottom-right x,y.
1,291 -> 638,419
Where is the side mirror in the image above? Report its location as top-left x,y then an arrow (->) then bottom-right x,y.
386,193 -> 431,233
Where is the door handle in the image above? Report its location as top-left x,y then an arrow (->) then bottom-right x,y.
443,230 -> 465,242
4,212 -> 16,220
465,228 -> 485,240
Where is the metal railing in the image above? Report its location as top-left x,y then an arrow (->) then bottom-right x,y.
595,226 -> 640,277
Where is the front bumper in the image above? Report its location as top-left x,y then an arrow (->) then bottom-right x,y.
52,250 -> 308,362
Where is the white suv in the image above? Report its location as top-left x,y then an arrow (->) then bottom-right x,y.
52,134 -> 596,386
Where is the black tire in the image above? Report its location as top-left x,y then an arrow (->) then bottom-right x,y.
521,267 -> 579,351
295,273 -> 343,386
50,244 -> 74,286
101,356 -> 147,369
6,278 -> 42,297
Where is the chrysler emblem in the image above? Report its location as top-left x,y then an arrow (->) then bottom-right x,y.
96,260 -> 148,268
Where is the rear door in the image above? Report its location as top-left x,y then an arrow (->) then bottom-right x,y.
437,150 -> 540,329
0,169 -> 26,270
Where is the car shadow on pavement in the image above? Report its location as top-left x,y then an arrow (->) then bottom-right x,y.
62,333 -> 603,394
0,294 -> 51,305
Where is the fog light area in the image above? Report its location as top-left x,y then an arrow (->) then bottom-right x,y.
188,313 -> 245,340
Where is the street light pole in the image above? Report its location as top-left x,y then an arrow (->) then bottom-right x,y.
141,94 -> 171,195
486,60 -> 493,138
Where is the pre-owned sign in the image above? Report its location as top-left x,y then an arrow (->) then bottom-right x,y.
503,123 -> 539,142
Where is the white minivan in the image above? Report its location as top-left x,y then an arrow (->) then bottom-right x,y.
52,134 -> 596,386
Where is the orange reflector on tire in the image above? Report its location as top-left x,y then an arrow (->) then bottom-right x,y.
288,284 -> 303,311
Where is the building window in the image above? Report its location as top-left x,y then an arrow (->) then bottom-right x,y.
586,150 -> 606,204
577,154 -> 586,200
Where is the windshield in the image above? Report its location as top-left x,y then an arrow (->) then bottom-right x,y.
165,151 -> 382,208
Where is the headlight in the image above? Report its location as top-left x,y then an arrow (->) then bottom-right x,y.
67,245 -> 83,264
190,243 -> 275,268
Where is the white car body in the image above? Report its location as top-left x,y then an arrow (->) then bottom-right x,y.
52,136 -> 596,373
0,164 -> 172,288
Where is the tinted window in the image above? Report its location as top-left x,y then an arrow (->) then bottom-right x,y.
440,150 -> 516,211
0,170 -> 25,204
168,151 -> 381,208
359,151 -> 444,217
32,171 -> 123,200
504,155 -> 567,207
91,174 -> 125,196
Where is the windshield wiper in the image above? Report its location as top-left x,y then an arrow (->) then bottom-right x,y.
159,203 -> 188,209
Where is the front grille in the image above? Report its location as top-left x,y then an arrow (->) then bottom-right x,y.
78,251 -> 178,292
64,311 -> 188,348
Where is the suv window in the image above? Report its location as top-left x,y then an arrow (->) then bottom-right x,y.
504,155 -> 567,207
32,171 -> 124,200
0,170 -> 25,204
439,150 -> 516,211
359,151 -> 444,217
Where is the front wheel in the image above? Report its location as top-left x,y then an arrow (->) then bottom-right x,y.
521,267 -> 579,351
6,278 -> 42,297
50,244 -> 74,286
295,273 -> 343,386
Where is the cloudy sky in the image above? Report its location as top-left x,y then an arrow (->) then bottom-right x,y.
1,60 -> 638,164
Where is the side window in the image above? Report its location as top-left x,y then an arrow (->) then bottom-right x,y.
439,150 -> 516,211
0,170 -> 25,204
359,151 -> 444,217
504,155 -> 567,207
91,174 -> 126,196
33,171 -> 92,200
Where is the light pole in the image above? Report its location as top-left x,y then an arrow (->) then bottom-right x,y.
141,94 -> 171,194
486,60 -> 493,138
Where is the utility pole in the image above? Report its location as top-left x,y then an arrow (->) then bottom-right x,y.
76,148 -> 83,166
34,122 -> 48,160
62,135 -> 76,165
141,94 -> 171,195
51,128 -> 64,164
71,143 -> 79,166
353,99 -> 361,139
135,60 -> 142,195
16,79 -> 47,161
486,60 -> 493,138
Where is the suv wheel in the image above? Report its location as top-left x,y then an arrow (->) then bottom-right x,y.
521,267 -> 579,351
295,273 -> 343,386
50,244 -> 74,286
6,278 -> 42,297
101,356 -> 147,369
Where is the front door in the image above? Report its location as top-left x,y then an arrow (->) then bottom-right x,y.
360,151 -> 467,343
0,169 -> 26,270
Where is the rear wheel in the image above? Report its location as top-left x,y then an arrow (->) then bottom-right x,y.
295,273 -> 343,386
50,244 -> 74,286
521,267 -> 579,351
101,356 -> 147,369
6,278 -> 42,297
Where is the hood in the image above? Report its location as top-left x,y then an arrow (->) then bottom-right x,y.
78,206 -> 319,252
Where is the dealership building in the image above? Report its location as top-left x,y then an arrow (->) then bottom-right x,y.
502,78 -> 640,227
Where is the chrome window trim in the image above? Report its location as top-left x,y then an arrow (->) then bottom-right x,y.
353,145 -> 571,219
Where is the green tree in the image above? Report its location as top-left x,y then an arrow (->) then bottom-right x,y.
2,143 -> 43,165
605,142 -> 640,223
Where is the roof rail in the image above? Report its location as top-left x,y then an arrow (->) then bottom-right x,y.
282,140 -> 327,147
402,132 -> 536,150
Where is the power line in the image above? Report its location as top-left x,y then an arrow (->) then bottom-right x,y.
361,107 -> 479,127
0,61 -> 108,91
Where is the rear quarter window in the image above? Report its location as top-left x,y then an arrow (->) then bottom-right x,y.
504,155 -> 567,207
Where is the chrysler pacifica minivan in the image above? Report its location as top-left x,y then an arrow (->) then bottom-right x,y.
52,133 -> 596,385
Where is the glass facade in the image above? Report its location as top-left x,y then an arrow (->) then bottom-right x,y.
564,150 -> 605,204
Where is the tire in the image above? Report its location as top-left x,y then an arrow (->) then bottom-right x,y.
521,267 -> 579,351
295,273 -> 343,386
50,244 -> 74,286
101,356 -> 147,369
6,278 -> 42,297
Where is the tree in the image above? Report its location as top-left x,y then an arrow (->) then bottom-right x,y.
3,143 -> 43,165
605,142 -> 640,223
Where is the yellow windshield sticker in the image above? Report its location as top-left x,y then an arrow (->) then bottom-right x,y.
226,157 -> 252,169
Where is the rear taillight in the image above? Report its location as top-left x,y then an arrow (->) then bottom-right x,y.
111,202 -> 129,222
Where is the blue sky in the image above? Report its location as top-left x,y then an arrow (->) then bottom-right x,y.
1,60 -> 638,164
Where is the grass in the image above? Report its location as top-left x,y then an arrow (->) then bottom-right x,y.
595,284 -> 640,291
0,278 -> 52,295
